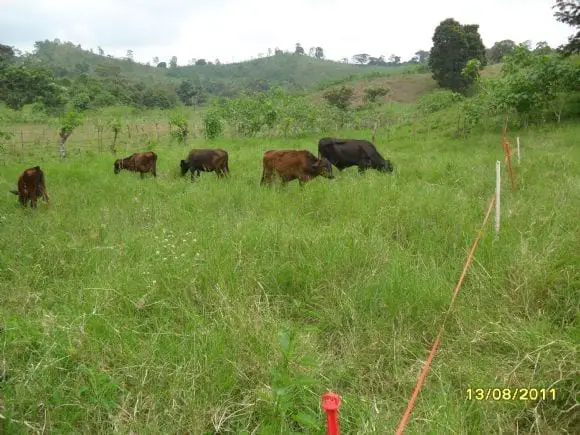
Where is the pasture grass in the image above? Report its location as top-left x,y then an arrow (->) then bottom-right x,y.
1,123 -> 579,434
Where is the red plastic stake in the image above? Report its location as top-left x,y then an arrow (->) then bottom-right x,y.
321,392 -> 341,435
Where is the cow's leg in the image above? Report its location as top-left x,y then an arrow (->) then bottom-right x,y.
357,165 -> 368,174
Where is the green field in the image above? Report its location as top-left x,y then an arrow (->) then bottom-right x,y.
1,121 -> 578,433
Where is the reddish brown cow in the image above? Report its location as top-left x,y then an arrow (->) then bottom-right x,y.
114,151 -> 157,178
260,150 -> 334,186
10,166 -> 50,208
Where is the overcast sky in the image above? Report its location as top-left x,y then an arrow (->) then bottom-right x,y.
0,0 -> 574,65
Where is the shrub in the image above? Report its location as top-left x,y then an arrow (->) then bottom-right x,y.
417,89 -> 464,114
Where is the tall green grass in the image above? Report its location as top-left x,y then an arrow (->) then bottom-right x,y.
1,123 -> 578,433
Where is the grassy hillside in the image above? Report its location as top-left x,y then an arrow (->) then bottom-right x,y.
309,63 -> 504,106
26,40 -> 425,99
1,118 -> 578,433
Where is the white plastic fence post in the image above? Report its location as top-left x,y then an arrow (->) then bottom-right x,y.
495,161 -> 501,235
516,137 -> 521,164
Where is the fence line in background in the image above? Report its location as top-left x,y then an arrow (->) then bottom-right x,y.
395,126 -> 519,433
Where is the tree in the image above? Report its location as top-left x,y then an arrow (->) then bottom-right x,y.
463,24 -> 487,67
153,56 -> 159,64
195,59 -> 207,65
368,56 -> 387,66
322,85 -> 354,110
489,45 -> 580,125
177,80 -> 196,105
429,18 -> 486,93
314,47 -> 324,59
308,47 -> 315,57
58,111 -> 83,159
275,48 -> 283,55
388,54 -> 401,65
553,0 -> 580,55
488,39 -> 516,63
534,41 -> 553,55
0,63 -> 64,110
352,53 -> 369,64
126,49 -> 134,61
415,50 -> 430,63
294,43 -> 304,55
97,46 -> 104,56
170,56 -> 178,68
363,85 -> 389,103
157,61 -> 167,68
341,57 -> 349,64
0,44 -> 15,63
215,58 -> 221,65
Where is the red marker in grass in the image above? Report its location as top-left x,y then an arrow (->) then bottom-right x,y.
322,392 -> 341,435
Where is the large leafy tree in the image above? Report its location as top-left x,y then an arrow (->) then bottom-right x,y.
0,44 -> 15,63
0,63 -> 65,110
429,18 -> 486,93
553,0 -> 580,55
463,24 -> 488,67
487,40 -> 517,63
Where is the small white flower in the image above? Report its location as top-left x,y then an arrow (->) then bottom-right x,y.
156,250 -> 160,255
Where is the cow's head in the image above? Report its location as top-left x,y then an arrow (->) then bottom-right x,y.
179,159 -> 190,176
380,159 -> 394,173
314,157 -> 335,179
113,159 -> 122,174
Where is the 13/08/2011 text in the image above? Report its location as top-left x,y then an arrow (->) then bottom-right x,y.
466,388 -> 557,401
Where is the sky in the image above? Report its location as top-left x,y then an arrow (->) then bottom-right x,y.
0,0 -> 575,65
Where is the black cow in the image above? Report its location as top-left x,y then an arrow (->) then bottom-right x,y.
318,138 -> 393,174
180,148 -> 229,181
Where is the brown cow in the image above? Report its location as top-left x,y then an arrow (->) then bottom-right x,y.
114,151 -> 157,178
10,166 -> 49,208
260,150 -> 334,186
180,148 -> 229,181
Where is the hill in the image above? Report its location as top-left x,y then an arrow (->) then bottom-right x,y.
21,39 -> 426,104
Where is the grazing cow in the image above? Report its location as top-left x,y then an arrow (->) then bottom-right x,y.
260,150 -> 334,186
114,151 -> 157,178
10,166 -> 49,208
180,148 -> 229,181
318,138 -> 394,173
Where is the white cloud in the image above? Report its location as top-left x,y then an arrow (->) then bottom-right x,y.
0,0 -> 574,65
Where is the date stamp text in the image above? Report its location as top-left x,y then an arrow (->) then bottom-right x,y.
466,388 -> 557,401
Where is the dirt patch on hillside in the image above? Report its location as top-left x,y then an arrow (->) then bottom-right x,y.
310,63 -> 503,107
310,72 -> 437,106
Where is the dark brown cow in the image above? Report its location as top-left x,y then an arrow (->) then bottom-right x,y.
114,151 -> 157,178
10,166 -> 49,208
260,150 -> 334,186
180,148 -> 229,181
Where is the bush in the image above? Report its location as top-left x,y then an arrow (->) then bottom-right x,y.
322,85 -> 354,110
363,86 -> 390,104
417,89 -> 464,114
203,110 -> 223,139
